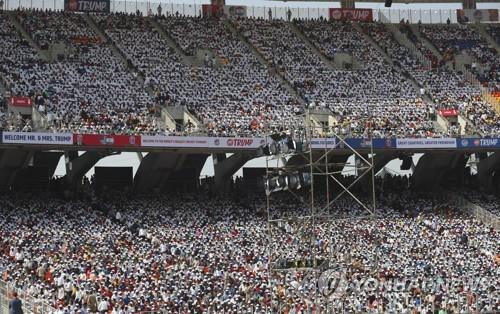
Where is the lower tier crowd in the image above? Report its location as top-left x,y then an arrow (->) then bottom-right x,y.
0,188 -> 498,313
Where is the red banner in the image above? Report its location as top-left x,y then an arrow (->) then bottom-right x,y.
439,109 -> 458,117
74,134 -> 141,147
10,97 -> 32,107
202,4 -> 223,18
329,8 -> 373,22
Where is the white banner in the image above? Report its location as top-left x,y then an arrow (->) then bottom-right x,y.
142,136 -> 265,149
396,138 -> 457,149
142,136 -> 338,149
217,137 -> 265,148
310,138 -> 336,149
2,132 -> 73,145
141,136 -> 210,148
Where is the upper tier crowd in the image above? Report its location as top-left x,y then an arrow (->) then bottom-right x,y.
0,188 -> 498,314
1,11 -> 164,135
0,9 -> 499,138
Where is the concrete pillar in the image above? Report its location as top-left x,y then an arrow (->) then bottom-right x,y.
361,152 -> 398,182
477,152 -> 500,193
412,152 -> 465,191
7,150 -> 34,187
134,152 -> 181,193
0,149 -> 34,189
213,152 -> 256,191
33,152 -> 64,177
65,151 -> 111,185
462,0 -> 476,10
340,0 -> 355,9
134,153 -> 209,193
440,153 -> 467,189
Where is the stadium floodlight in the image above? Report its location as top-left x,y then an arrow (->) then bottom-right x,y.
265,171 -> 311,195
261,137 -> 303,156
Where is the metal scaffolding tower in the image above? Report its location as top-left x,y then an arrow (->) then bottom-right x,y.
265,109 -> 377,313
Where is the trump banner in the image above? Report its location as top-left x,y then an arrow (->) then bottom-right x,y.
457,138 -> 500,149
64,0 -> 110,13
141,136 -> 265,149
329,8 -> 373,22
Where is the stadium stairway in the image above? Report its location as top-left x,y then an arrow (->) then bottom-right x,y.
353,23 -> 395,67
6,11 -> 49,60
82,14 -> 177,131
83,14 -> 139,74
289,23 -> 336,71
409,24 -> 446,66
149,18 -> 197,66
163,105 -> 202,134
356,23 -> 423,95
226,20 -> 307,106
383,23 -> 431,70
471,23 -> 500,52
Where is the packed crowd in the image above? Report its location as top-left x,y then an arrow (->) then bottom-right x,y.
420,24 -> 499,91
418,24 -> 500,136
464,191 -> 500,217
486,24 -> 500,45
0,187 -> 498,314
9,10 -> 165,135
1,9 -> 500,138
0,12 -> 37,132
95,13 -> 301,137
238,19 -> 444,138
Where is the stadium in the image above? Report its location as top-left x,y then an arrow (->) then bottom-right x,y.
0,0 -> 499,312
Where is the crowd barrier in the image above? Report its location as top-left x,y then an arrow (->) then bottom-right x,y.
454,194 -> 500,230
0,279 -> 55,314
2,0 -> 498,24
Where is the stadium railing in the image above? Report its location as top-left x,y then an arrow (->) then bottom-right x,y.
0,279 -> 56,314
454,194 -> 500,230
2,0 -> 497,24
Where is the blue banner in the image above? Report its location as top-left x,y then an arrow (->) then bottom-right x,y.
373,138 -> 397,149
457,138 -> 500,149
336,138 -> 372,149
335,138 -> 396,149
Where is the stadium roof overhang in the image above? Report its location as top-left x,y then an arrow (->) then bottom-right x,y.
0,144 -> 497,155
